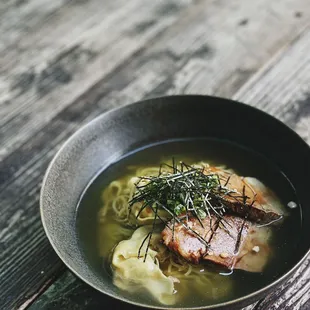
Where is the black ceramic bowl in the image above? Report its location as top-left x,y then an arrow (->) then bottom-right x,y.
40,95 -> 310,309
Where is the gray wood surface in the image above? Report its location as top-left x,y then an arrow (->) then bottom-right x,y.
234,29 -> 310,310
1,0 -> 310,309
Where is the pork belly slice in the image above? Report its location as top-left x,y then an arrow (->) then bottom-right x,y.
203,216 -> 249,269
162,216 -> 218,264
162,215 -> 271,272
203,167 -> 283,224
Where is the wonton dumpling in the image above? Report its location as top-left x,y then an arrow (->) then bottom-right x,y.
112,226 -> 176,305
244,177 -> 287,217
235,224 -> 272,272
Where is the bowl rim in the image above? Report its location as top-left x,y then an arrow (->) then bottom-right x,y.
40,94 -> 310,309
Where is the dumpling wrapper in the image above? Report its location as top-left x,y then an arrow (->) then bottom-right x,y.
235,224 -> 272,272
245,177 -> 287,217
112,226 -> 176,305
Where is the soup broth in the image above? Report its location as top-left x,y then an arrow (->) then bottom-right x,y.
76,139 -> 301,307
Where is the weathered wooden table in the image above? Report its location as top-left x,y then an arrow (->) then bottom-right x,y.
1,0 -> 310,309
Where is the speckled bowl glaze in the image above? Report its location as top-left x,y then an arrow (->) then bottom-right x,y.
40,95 -> 310,309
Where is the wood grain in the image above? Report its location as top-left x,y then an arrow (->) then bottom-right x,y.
234,29 -> 310,144
0,1 -> 198,309
233,27 -> 310,310
0,0 -> 68,50
0,0 -> 310,309
1,0 -> 310,161
0,0 -> 197,160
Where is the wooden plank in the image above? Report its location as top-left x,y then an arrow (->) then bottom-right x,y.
0,0 -> 196,160
27,12 -> 310,310
0,1 -> 199,309
1,0 -> 310,161
232,28 -> 310,310
1,0 -> 310,309
0,0 -> 68,50
233,30 -> 310,144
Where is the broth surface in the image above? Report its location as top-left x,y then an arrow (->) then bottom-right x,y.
76,139 -> 301,307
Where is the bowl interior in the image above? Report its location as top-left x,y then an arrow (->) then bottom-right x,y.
41,95 -> 310,309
